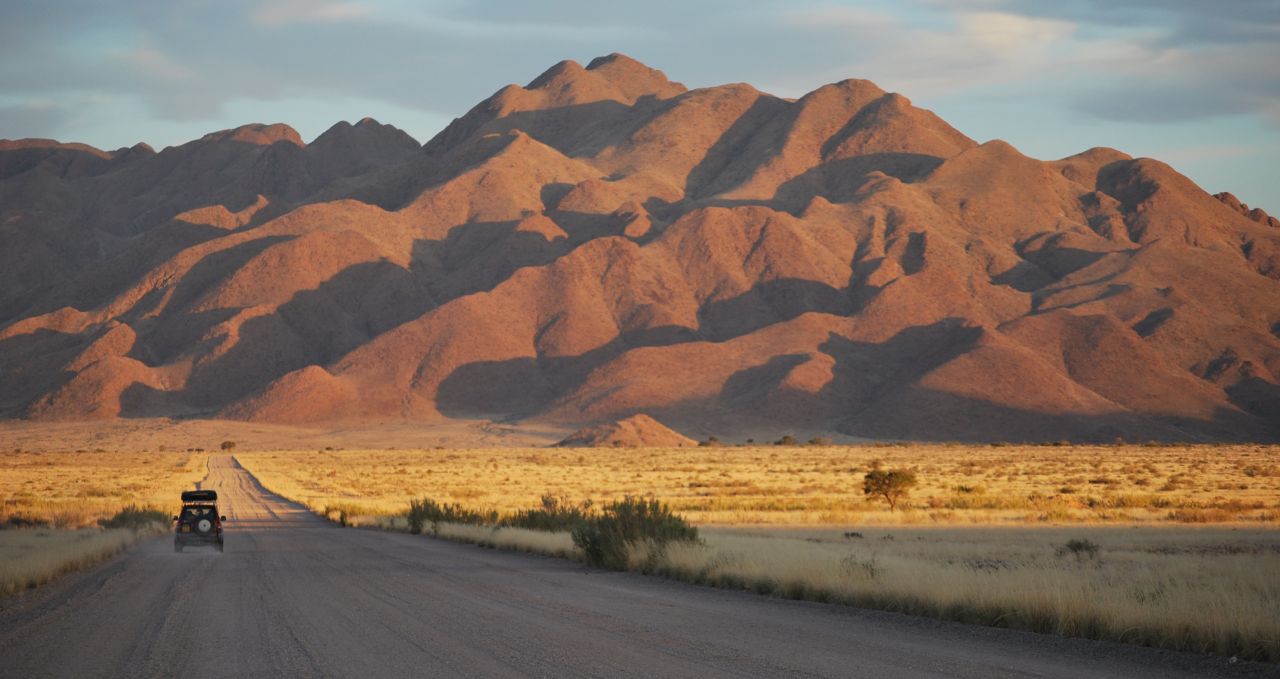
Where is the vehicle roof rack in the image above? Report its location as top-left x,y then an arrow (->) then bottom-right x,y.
181,490 -> 217,503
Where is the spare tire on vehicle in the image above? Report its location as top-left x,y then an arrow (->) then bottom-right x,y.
196,518 -> 213,534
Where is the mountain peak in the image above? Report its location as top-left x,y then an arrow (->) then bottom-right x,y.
523,54 -> 684,106
585,52 -> 638,70
0,138 -> 112,158
527,59 -> 587,89
585,52 -> 686,100
201,123 -> 304,147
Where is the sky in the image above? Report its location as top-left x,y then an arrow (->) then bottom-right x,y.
1,0 -> 1276,211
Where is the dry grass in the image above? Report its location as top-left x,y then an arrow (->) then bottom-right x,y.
658,526 -> 1280,660
434,523 -> 578,558
0,450 -> 207,597
238,443 -> 1280,525
4,441 -> 1276,659
419,522 -> 1280,661
0,525 -> 167,596
235,443 -> 1279,661
0,450 -> 210,528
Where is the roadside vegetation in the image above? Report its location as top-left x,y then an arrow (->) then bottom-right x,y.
406,494 -> 698,570
659,526 -> 1280,662
6,444 -> 1276,659
0,451 -> 208,597
0,506 -> 171,596
315,491 -> 1280,662
236,443 -> 1280,662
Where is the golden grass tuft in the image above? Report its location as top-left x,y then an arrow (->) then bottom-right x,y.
434,523 -> 578,558
0,525 -> 166,597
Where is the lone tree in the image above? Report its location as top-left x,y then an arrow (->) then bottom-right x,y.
863,469 -> 917,511
220,440 -> 237,451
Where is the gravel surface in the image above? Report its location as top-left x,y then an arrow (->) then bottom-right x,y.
1,456 -> 1273,678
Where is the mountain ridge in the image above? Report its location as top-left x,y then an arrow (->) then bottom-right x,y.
2,54 -> 1278,442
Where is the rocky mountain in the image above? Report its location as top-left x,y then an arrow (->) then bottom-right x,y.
2,54 -> 1278,442
556,414 -> 696,448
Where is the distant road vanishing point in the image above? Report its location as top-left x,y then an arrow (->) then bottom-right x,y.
0,456 -> 1262,678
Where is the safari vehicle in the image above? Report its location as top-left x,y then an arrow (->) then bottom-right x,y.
174,490 -> 225,553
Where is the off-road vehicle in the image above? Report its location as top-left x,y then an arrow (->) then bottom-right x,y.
174,490 -> 225,553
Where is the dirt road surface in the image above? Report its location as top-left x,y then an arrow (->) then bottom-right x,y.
0,456 -> 1270,678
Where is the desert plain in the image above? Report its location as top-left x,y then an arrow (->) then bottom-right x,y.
2,419 -> 1277,663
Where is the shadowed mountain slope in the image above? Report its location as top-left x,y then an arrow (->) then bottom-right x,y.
2,55 -> 1278,442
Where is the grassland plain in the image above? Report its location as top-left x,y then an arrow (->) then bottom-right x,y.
0,450 -> 210,595
236,444 -> 1280,526
237,444 -> 1280,661
0,450 -> 211,528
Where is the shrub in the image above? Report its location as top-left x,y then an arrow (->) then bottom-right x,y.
775,435 -> 798,446
1167,508 -> 1233,523
840,552 -> 881,580
99,505 -> 169,530
3,514 -> 44,528
407,498 -> 496,534
807,436 -> 833,446
862,469 -> 917,511
571,496 -> 698,570
699,436 -> 725,448
503,494 -> 592,532
219,441 -> 236,451
1056,538 -> 1101,560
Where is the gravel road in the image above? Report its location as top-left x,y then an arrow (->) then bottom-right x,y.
0,455 -> 1272,678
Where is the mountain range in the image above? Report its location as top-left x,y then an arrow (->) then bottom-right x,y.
2,53 -> 1278,442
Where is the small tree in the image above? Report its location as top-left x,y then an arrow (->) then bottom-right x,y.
863,469 -> 917,511
220,440 -> 236,451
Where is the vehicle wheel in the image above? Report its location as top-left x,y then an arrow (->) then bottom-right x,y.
174,542 -> 183,553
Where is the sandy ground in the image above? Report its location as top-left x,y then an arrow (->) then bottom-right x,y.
0,456 -> 1271,679
0,418 -> 566,452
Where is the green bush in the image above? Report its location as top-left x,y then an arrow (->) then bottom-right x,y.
571,496 -> 699,570
99,505 -> 169,530
1056,538 -> 1101,560
863,469 -> 918,510
407,498 -> 497,534
503,494 -> 592,532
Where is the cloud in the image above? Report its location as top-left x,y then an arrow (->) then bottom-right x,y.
777,7 -> 1077,97
249,1 -> 372,28
1064,40 -> 1280,124
777,1 -> 1279,127
0,100 -> 71,139
1152,143 -> 1261,166
953,11 -> 1075,53
112,47 -> 195,84
978,0 -> 1280,44
0,0 -> 1276,155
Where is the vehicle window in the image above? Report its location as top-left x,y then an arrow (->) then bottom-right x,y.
181,506 -> 215,519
